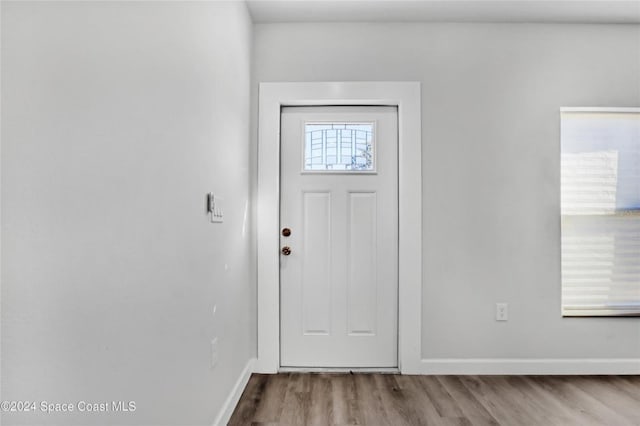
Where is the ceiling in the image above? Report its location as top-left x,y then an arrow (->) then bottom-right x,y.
246,0 -> 640,24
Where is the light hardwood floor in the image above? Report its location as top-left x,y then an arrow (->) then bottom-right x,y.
228,373 -> 640,426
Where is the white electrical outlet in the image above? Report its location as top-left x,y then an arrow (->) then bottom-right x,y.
496,303 -> 508,321
211,338 -> 219,368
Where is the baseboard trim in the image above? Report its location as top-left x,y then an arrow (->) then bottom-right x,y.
419,358 -> 640,375
279,367 -> 400,373
212,357 -> 255,426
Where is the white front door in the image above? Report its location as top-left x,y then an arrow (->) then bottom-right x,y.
280,106 -> 398,368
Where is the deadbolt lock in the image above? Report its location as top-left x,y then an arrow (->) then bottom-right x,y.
282,228 -> 291,237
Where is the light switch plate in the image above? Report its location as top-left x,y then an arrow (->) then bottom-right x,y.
208,193 -> 223,223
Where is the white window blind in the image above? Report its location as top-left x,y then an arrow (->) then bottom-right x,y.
561,108 -> 640,317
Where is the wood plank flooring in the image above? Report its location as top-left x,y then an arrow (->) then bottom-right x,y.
228,373 -> 640,426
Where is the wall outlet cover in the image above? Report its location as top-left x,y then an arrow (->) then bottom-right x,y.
496,303 -> 508,321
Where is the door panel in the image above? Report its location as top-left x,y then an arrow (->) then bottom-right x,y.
301,191 -> 331,335
280,106 -> 398,368
347,191 -> 377,335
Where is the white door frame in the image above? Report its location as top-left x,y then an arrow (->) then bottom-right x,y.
256,82 -> 422,374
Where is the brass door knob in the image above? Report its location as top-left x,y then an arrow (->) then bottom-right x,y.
281,246 -> 292,256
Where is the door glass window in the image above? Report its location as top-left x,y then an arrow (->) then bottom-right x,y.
304,123 -> 375,171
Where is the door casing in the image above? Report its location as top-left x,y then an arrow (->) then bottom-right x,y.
256,82 -> 422,374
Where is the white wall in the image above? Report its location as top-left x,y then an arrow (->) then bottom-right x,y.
1,2 -> 254,425
253,23 -> 640,360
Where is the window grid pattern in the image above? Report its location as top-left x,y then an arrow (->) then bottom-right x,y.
305,123 -> 374,171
